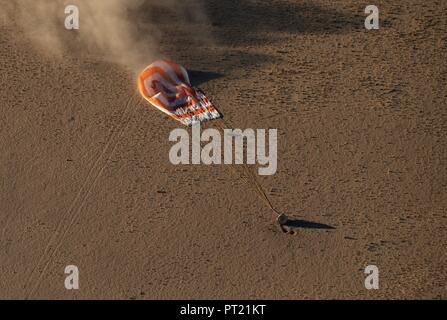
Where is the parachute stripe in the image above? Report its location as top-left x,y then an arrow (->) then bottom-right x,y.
153,60 -> 188,86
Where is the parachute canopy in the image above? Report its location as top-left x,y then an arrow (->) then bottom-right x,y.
138,60 -> 222,126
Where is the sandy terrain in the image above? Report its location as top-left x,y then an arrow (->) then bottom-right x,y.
0,0 -> 446,299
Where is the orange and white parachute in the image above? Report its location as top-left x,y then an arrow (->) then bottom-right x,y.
138,60 -> 222,126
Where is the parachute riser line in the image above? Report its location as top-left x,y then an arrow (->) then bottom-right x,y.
214,119 -> 291,233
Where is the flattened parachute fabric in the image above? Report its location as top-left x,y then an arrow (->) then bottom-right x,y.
138,60 -> 222,126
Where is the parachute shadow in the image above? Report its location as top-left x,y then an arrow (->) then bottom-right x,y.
204,0 -> 364,45
189,70 -> 224,87
284,218 -> 335,230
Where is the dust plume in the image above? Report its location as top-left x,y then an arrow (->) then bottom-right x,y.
0,0 -> 211,73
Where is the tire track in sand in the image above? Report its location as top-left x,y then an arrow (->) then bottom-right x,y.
24,92 -> 139,299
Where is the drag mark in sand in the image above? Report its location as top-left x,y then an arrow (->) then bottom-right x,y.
24,92 -> 139,299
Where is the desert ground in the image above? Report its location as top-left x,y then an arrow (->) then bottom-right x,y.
0,0 -> 446,299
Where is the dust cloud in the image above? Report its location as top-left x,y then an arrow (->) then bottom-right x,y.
0,0 -> 210,72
